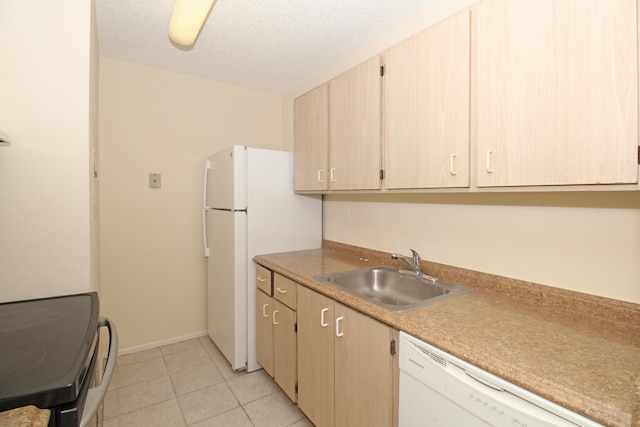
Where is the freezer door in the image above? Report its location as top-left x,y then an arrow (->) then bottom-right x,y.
206,209 -> 248,371
205,145 -> 247,210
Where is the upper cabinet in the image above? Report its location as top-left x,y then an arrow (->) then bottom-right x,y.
383,11 -> 471,189
294,57 -> 383,192
293,0 -> 640,193
294,84 -> 329,192
475,0 -> 639,187
329,57 -> 383,191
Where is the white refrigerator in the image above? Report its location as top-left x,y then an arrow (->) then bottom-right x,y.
202,145 -> 322,372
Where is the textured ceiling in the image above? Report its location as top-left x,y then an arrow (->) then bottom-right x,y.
95,0 -> 437,94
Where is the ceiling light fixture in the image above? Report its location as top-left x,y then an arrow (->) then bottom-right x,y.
169,0 -> 216,47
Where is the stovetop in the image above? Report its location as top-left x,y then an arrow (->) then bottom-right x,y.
0,292 -> 99,412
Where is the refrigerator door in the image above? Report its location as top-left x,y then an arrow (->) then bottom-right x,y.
245,147 -> 322,372
205,145 -> 247,210
206,208 -> 248,371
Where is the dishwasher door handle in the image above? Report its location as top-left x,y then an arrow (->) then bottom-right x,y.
464,370 -> 504,392
80,316 -> 119,427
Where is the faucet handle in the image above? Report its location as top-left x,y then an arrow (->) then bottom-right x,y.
410,249 -> 421,264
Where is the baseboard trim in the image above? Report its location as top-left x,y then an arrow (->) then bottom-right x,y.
116,330 -> 208,356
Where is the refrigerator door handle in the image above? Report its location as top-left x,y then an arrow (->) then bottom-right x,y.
203,160 -> 211,208
202,208 -> 210,258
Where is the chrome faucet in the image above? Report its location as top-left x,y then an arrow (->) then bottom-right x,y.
391,249 -> 422,275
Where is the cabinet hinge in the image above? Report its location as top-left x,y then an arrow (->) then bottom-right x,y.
380,65 -> 385,77
390,339 -> 396,355
295,383 -> 298,394
294,322 -> 298,332
379,169 -> 385,180
637,146 -> 640,165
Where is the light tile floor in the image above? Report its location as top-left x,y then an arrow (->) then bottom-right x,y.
104,336 -> 313,427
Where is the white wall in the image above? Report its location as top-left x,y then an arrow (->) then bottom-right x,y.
99,58 -> 283,350
0,0 -> 98,302
283,0 -> 640,304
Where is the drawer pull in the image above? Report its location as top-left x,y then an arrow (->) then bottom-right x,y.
257,276 -> 267,282
276,287 -> 288,294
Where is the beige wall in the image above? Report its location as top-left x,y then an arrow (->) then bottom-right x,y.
99,58 -> 283,350
283,0 -> 640,304
0,0 -> 97,302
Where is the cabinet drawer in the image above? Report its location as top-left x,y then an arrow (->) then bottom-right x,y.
274,273 -> 296,310
256,264 -> 272,295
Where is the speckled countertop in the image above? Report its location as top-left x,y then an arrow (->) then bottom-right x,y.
254,241 -> 640,427
0,406 -> 50,427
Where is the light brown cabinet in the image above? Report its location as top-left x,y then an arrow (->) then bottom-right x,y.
297,285 -> 394,427
255,266 -> 297,402
474,0 -> 639,187
294,57 -> 383,192
383,10 -> 471,189
294,84 -> 329,191
329,56 -> 383,191
293,0 -> 640,193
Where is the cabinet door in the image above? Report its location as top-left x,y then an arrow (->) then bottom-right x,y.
384,11 -> 470,189
329,57 -> 382,190
475,0 -> 638,187
273,300 -> 297,402
294,84 -> 329,191
297,286 -> 335,427
255,289 -> 274,377
334,303 -> 393,427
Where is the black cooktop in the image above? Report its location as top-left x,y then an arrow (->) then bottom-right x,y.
0,292 -> 99,412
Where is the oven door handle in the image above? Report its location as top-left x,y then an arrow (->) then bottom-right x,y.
80,316 -> 119,427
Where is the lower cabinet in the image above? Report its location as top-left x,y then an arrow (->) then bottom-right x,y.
255,267 -> 297,402
297,285 -> 395,427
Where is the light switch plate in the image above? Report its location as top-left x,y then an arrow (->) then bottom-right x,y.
149,173 -> 161,189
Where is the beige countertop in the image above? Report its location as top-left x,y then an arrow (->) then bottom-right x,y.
254,241 -> 640,427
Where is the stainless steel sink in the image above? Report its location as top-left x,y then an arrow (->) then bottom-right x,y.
314,266 -> 472,312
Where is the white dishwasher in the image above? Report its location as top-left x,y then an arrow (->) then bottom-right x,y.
398,332 -> 603,427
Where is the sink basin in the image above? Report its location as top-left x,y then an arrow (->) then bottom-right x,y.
314,266 -> 472,312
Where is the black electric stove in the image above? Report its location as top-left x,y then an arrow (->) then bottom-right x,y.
0,292 -> 100,426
